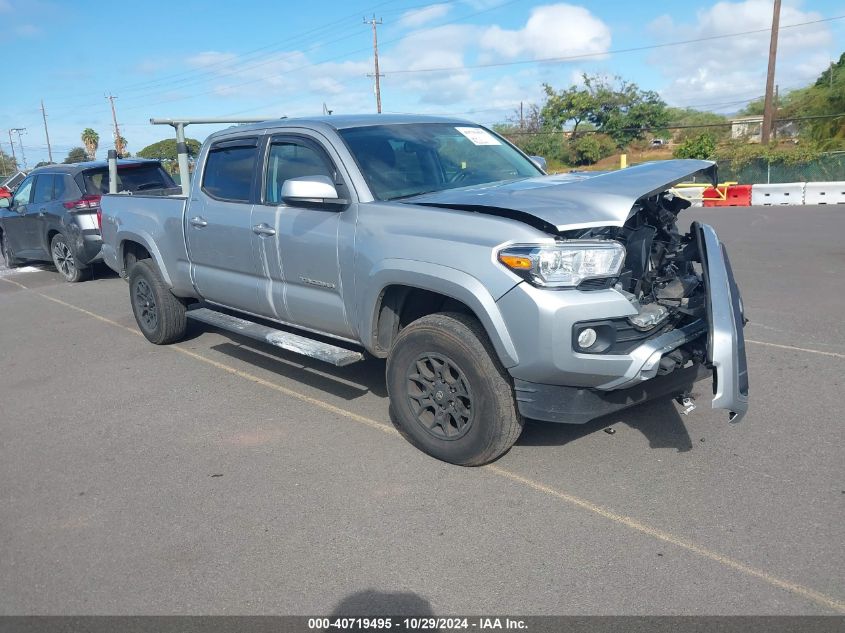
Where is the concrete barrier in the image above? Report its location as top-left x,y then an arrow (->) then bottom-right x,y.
803,181 -> 845,205
750,182 -> 805,206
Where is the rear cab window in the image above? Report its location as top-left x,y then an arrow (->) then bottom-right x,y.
201,138 -> 260,202
81,163 -> 176,195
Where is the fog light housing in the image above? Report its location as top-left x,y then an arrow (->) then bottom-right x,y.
577,328 -> 598,349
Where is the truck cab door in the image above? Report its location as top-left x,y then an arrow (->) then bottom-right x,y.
186,137 -> 271,317
250,135 -> 355,339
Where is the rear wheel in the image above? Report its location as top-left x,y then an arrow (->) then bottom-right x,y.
129,259 -> 187,344
1,232 -> 22,268
50,233 -> 88,282
386,312 -> 524,466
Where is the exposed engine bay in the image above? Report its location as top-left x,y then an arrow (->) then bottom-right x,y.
567,191 -> 710,375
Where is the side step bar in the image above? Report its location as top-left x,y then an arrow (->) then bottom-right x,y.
187,307 -> 365,367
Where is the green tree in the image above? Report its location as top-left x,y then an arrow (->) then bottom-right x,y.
540,74 -> 669,147
64,147 -> 88,164
34,161 -> 55,168
81,128 -> 99,161
137,138 -> 202,162
0,149 -> 18,177
569,133 -> 616,165
673,133 -> 717,159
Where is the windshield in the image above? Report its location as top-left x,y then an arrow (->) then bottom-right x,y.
339,123 -> 542,201
82,163 -> 176,195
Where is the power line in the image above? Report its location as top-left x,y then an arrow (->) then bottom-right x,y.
496,112 -> 845,137
382,14 -> 845,74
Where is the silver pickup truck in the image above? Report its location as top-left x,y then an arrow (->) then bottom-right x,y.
100,114 -> 748,466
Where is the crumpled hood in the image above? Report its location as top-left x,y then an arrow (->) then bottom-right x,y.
405,159 -> 717,232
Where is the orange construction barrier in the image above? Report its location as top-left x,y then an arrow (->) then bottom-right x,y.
703,184 -> 752,207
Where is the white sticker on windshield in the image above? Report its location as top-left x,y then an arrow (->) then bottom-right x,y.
455,126 -> 501,146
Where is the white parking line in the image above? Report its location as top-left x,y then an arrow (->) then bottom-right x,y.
747,339 -> 845,360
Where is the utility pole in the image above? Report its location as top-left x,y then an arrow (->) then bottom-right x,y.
761,0 -> 781,145
107,94 -> 125,155
40,99 -> 54,164
11,128 -> 26,170
7,129 -> 17,167
364,15 -> 384,113
519,102 -> 524,131
831,60 -> 836,89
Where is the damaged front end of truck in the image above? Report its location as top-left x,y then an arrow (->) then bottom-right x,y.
412,160 -> 749,423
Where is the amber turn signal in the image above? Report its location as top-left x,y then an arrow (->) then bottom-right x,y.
498,254 -> 533,270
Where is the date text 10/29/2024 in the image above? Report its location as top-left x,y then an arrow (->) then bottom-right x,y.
308,618 -> 528,630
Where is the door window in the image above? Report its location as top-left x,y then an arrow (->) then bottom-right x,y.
202,142 -> 259,202
264,142 -> 334,205
12,177 -> 34,206
33,175 -> 56,204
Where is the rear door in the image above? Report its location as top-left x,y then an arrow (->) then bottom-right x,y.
251,134 -> 353,338
26,174 -> 56,257
186,136 -> 270,316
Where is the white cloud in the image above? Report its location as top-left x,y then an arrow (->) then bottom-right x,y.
0,0 -> 12,12
649,1 -> 834,109
479,4 -> 611,61
398,3 -> 452,29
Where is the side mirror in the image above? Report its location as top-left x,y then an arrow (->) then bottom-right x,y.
529,156 -> 547,172
0,197 -> 9,209
281,175 -> 346,206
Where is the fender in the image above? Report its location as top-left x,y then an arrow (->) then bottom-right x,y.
116,228 -> 173,287
360,259 -> 520,368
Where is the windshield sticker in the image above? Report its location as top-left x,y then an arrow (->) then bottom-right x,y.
455,127 -> 501,146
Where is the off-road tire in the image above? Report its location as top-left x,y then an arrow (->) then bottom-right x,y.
129,259 -> 187,344
1,232 -> 23,268
50,233 -> 88,282
386,312 -> 524,466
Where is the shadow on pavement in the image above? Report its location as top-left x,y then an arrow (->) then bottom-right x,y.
329,589 -> 435,617
518,397 -> 694,452
210,339 -> 389,400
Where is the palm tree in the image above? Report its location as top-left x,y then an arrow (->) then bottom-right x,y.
81,128 -> 99,161
116,136 -> 128,156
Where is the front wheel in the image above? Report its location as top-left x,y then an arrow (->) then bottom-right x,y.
386,312 -> 524,466
50,233 -> 88,282
129,259 -> 187,344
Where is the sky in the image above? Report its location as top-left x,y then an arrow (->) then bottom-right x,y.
2,0 -> 843,166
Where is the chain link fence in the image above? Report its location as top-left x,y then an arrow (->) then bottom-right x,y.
716,152 -> 845,184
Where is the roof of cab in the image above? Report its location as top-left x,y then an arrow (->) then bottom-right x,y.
207,113 -> 475,141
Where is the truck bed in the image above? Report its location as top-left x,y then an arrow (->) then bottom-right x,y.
100,193 -> 193,295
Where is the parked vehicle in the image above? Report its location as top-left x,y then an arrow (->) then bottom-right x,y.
0,159 -> 176,281
100,115 -> 748,465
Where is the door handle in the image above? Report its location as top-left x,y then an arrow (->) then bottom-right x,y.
252,223 -> 276,237
189,216 -> 208,228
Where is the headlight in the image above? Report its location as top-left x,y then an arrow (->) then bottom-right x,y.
498,241 -> 626,288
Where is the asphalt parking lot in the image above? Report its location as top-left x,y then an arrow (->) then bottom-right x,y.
0,204 -> 843,616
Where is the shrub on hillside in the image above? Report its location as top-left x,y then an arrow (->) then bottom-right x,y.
673,134 -> 717,160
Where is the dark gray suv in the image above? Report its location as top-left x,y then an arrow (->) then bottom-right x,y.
0,159 -> 176,281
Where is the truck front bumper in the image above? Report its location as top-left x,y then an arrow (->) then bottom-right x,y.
498,222 -> 748,424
